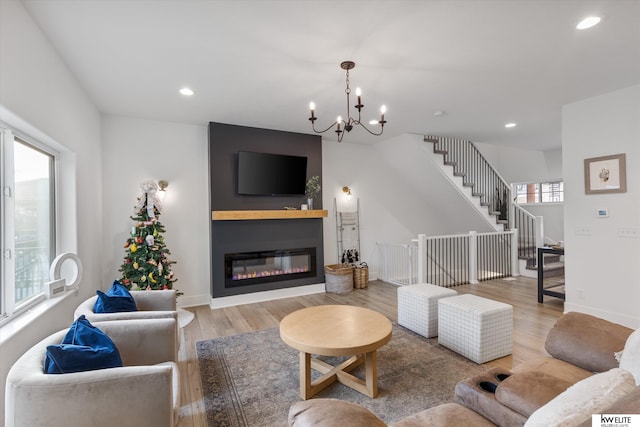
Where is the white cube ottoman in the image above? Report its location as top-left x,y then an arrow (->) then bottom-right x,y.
438,294 -> 513,363
397,283 -> 458,338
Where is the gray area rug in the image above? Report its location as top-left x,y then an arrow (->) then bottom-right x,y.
196,324 -> 486,427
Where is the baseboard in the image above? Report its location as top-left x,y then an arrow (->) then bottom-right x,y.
177,293 -> 211,308
564,302 -> 639,329
209,284 -> 326,309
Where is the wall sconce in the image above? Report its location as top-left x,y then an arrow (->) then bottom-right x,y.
342,186 -> 352,200
158,180 -> 169,201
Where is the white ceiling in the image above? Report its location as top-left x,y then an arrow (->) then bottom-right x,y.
21,0 -> 640,151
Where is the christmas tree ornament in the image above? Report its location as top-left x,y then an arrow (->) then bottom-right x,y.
131,243 -> 137,253
146,235 -> 155,246
133,262 -> 139,270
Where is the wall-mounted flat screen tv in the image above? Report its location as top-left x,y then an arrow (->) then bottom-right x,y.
237,151 -> 308,196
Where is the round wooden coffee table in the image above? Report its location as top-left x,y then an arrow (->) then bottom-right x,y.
279,305 -> 392,399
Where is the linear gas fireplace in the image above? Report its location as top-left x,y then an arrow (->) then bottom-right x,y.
225,248 -> 316,288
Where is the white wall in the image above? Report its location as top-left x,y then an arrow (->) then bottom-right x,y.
562,84 -> 640,328
544,149 -> 563,179
101,116 -> 211,307
475,142 -> 561,183
0,0 -> 103,421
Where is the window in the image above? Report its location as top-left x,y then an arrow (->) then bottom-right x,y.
514,181 -> 563,205
1,127 -> 57,318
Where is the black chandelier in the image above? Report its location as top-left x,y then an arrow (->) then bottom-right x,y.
308,61 -> 386,143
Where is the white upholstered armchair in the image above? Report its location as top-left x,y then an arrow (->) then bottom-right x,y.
4,317 -> 180,427
74,289 -> 177,322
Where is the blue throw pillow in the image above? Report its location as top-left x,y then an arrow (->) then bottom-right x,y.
45,315 -> 123,374
94,280 -> 138,313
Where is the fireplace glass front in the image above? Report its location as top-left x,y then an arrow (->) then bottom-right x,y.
224,247 -> 317,288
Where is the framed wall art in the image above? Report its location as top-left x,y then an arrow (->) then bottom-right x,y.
584,153 -> 626,194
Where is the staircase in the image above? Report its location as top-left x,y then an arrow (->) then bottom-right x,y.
424,135 -> 563,278
424,135 -> 511,231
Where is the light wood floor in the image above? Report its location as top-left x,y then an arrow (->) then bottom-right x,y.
177,276 -> 564,427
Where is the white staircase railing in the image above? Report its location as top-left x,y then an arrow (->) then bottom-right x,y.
513,204 -> 544,266
378,230 -> 519,288
377,242 -> 418,286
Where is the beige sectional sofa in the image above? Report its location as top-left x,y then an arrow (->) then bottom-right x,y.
288,312 -> 640,427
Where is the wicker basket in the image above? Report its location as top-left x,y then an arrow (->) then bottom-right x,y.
325,264 -> 353,294
353,263 -> 369,289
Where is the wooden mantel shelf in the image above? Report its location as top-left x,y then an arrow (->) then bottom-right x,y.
212,210 -> 328,221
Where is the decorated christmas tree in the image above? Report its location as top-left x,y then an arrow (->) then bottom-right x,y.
119,180 -> 177,291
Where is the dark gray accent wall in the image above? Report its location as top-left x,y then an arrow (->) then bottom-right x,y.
208,123 -> 324,298
209,123 -> 322,210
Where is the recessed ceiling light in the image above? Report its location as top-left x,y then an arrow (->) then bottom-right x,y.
504,123 -> 517,128
179,87 -> 194,96
576,16 -> 601,30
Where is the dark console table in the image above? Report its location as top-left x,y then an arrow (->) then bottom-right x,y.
537,246 -> 565,303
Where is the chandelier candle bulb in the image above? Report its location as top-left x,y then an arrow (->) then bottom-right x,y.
309,102 -> 315,120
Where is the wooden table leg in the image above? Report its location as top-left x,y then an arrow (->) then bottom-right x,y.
299,350 -> 380,399
364,350 -> 378,397
299,352 -> 312,399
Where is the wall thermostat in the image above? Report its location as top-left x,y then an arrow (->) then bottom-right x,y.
596,208 -> 609,218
